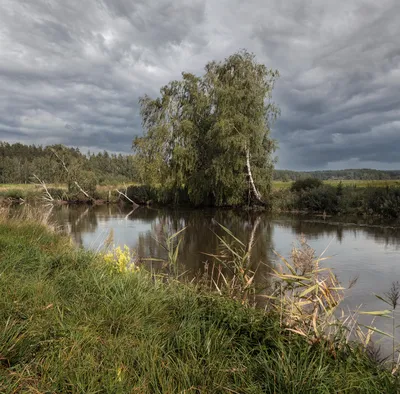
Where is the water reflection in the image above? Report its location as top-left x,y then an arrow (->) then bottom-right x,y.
48,205 -> 400,310
12,204 -> 396,355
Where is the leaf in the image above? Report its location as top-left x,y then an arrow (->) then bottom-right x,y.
286,328 -> 307,337
374,294 -> 392,306
360,310 -> 392,317
167,226 -> 187,241
298,284 -> 319,298
274,273 -> 310,281
216,222 -> 245,247
359,325 -> 394,339
141,257 -> 164,262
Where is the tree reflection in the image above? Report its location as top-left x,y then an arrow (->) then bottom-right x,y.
133,209 -> 276,286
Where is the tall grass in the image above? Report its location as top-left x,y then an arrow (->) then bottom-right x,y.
0,214 -> 399,392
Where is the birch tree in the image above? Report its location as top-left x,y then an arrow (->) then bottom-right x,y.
134,50 -> 279,206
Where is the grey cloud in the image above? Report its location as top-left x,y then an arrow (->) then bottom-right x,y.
0,0 -> 399,169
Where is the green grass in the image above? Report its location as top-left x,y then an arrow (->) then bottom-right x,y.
0,216 -> 398,393
0,184 -> 138,203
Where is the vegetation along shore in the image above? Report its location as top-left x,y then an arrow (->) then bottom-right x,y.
1,207 -> 400,393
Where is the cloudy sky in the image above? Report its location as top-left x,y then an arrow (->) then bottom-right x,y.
1,0 -> 399,170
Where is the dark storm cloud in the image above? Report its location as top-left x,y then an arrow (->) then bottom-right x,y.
0,0 -> 399,169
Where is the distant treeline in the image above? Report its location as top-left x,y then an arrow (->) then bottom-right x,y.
1,141 -> 400,185
0,142 -> 136,185
274,169 -> 400,181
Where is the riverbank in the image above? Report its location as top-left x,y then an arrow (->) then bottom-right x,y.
0,212 -> 398,393
0,183 -> 127,206
272,183 -> 400,219
2,181 -> 400,220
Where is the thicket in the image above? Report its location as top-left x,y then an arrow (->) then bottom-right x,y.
274,180 -> 400,218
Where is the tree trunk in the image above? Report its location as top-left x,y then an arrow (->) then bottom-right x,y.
246,148 -> 266,205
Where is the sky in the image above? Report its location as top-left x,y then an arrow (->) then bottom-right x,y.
0,0 -> 399,170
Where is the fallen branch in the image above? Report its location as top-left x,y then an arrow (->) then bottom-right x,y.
32,174 -> 54,202
74,181 -> 95,202
115,189 -> 139,207
50,148 -> 95,202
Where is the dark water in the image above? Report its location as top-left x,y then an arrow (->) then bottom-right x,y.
47,204 -> 400,349
49,205 -> 400,306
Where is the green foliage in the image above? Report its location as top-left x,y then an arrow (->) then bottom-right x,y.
274,184 -> 400,218
0,142 -> 138,185
134,50 -> 279,207
291,178 -> 323,192
298,185 -> 340,214
68,169 -> 97,197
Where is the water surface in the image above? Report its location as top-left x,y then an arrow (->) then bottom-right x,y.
49,205 -> 400,306
47,204 -> 400,349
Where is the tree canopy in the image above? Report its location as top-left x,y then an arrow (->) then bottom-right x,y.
0,142 -> 136,186
133,50 -> 280,206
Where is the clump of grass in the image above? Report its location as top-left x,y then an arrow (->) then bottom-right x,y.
265,239 -> 348,347
203,222 -> 258,305
0,216 -> 399,393
374,281 -> 400,369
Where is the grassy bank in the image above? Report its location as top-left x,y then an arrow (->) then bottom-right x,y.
2,180 -> 400,210
0,184 -> 130,205
0,214 -> 398,393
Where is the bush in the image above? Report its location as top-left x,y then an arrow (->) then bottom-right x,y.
361,187 -> 400,218
291,178 -> 323,193
298,185 -> 339,214
126,185 -> 191,206
126,185 -> 158,204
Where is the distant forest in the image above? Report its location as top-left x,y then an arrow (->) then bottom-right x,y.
273,169 -> 400,181
1,141 -> 399,184
0,142 -> 136,185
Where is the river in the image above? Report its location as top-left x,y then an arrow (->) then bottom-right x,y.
47,203 -> 400,351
